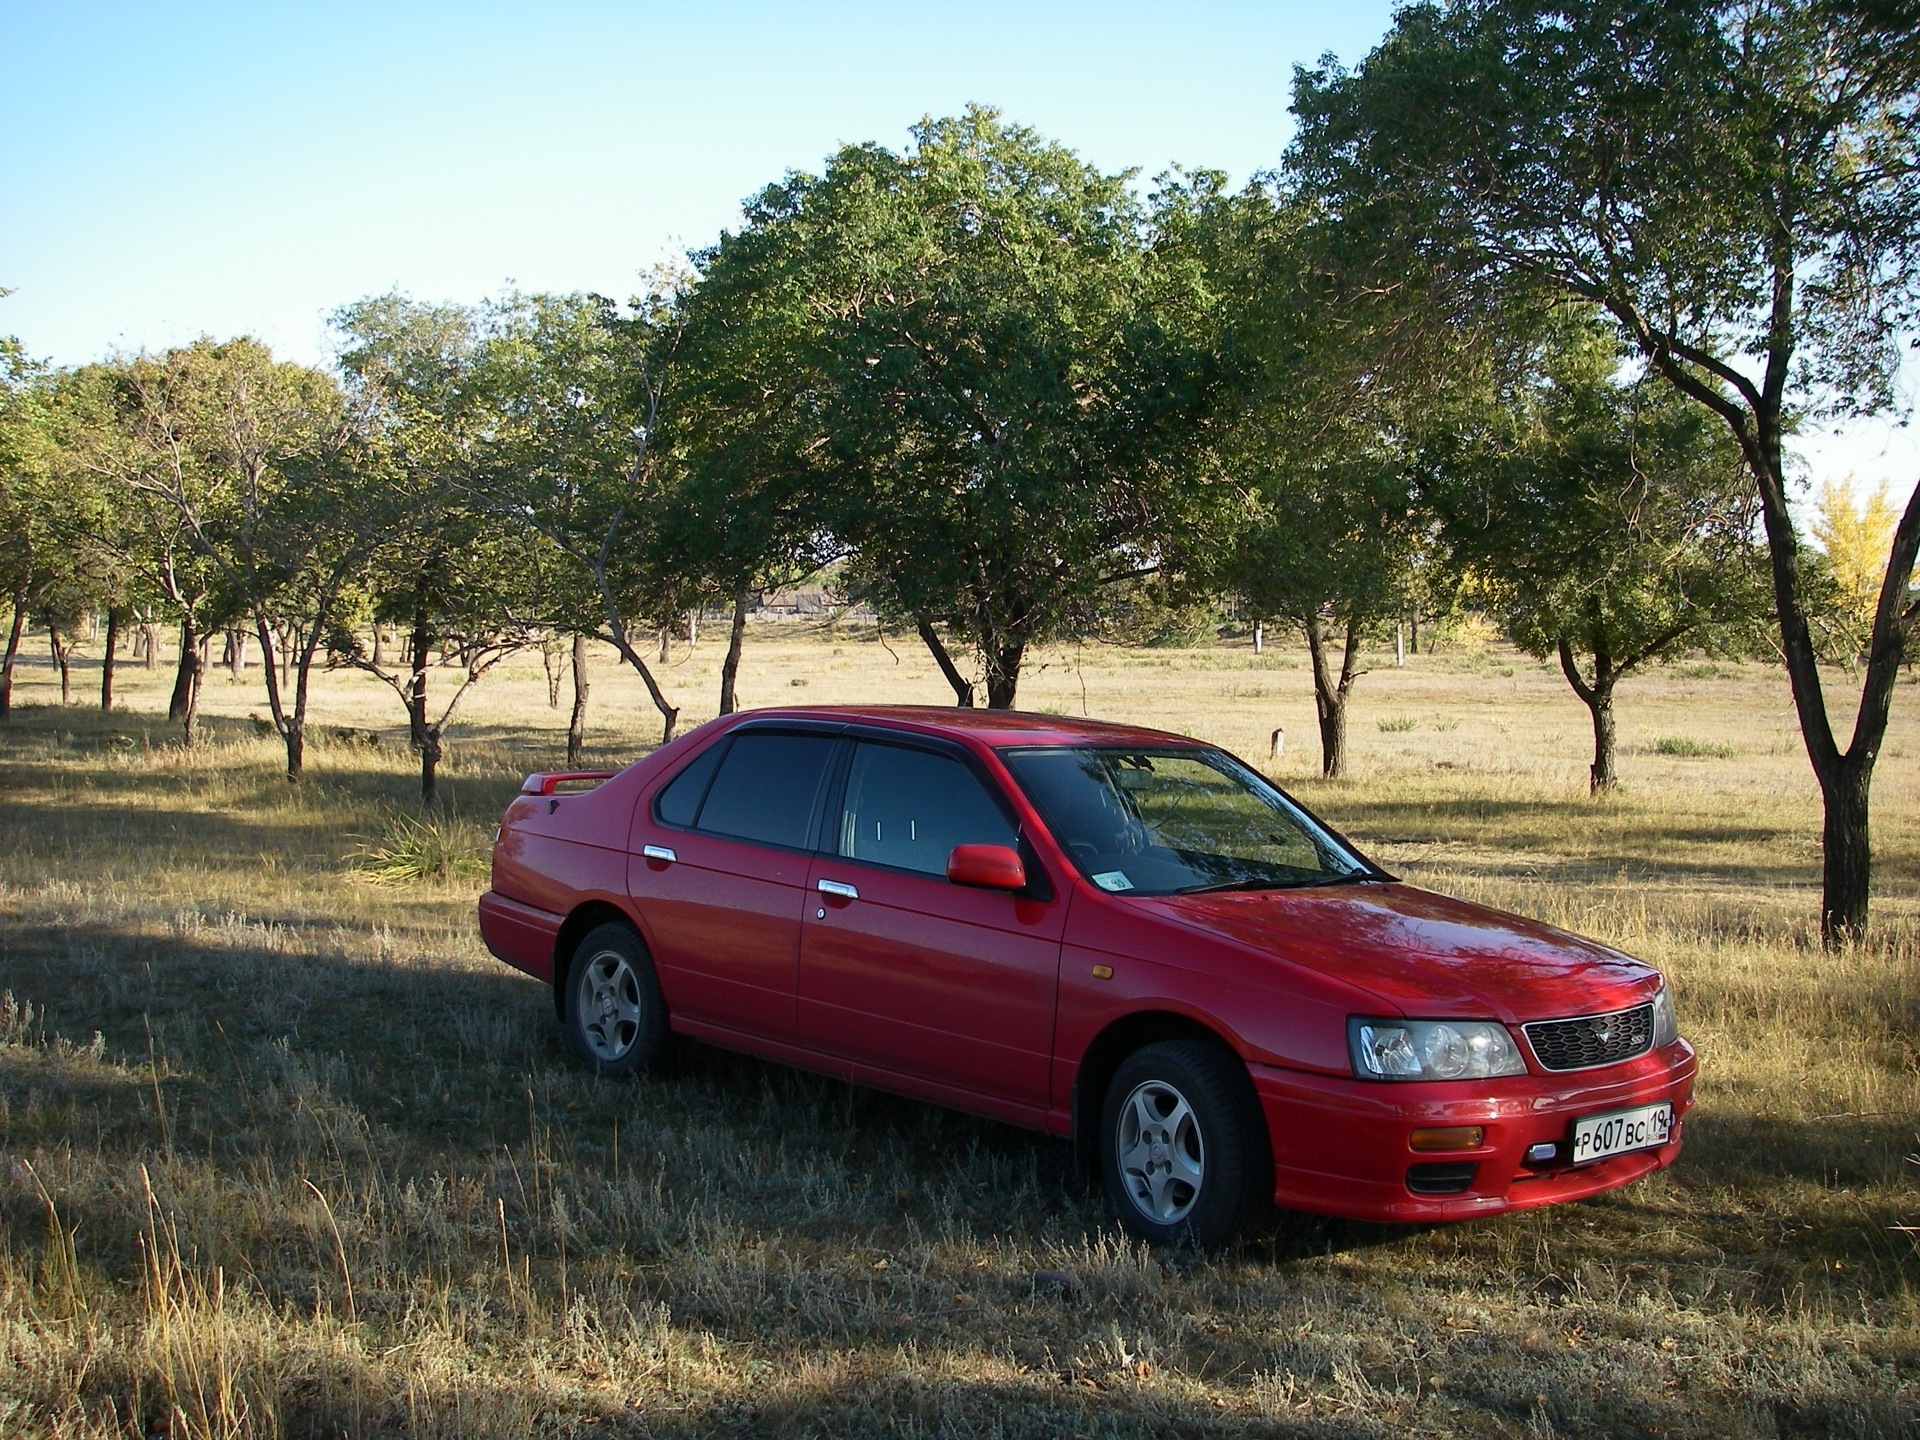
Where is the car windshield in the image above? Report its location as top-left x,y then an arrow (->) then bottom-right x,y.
999,745 -> 1372,897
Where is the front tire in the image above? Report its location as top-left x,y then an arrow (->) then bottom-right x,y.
1099,1039 -> 1270,1249
562,923 -> 666,1078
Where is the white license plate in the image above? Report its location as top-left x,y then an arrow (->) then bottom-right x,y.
1570,1102 -> 1672,1165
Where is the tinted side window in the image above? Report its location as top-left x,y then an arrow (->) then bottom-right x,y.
654,740 -> 726,827
838,743 -> 1016,876
694,733 -> 837,850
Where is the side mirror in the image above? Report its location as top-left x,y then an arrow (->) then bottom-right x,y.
947,843 -> 1026,891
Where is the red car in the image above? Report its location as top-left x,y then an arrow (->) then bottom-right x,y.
479,707 -> 1695,1247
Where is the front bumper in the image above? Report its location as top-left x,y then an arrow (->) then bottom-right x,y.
1251,1039 -> 1697,1223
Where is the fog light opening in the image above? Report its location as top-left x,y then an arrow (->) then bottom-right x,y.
1409,1126 -> 1485,1152
1406,1161 -> 1479,1196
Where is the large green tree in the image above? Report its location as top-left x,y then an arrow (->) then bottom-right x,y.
1183,180 -> 1450,778
1290,0 -> 1920,941
467,287 -> 699,745
79,340 -> 357,778
53,361 -> 237,741
1430,312 -> 1768,791
333,294 -> 548,802
696,107 -> 1223,708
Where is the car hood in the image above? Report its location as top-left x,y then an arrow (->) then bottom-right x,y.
1135,881 -> 1656,1021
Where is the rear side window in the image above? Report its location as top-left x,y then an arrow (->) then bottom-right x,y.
654,741 -> 725,827
691,732 -> 838,850
838,742 -> 1016,876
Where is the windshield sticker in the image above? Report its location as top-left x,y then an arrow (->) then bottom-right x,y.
1091,871 -> 1135,892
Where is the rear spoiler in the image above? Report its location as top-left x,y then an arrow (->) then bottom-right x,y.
519,771 -> 617,796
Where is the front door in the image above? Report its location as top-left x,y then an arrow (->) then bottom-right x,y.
798,740 -> 1065,1109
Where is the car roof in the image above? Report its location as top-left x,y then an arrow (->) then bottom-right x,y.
731,705 -> 1205,750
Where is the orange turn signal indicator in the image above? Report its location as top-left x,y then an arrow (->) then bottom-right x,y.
1409,1126 -> 1485,1152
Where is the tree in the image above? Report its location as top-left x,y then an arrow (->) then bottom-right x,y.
81,340 -> 358,778
1290,0 -> 1920,941
1811,478 -> 1901,661
466,288 -> 696,746
333,294 -> 545,802
1431,311 -> 1768,791
0,332 -> 55,719
695,107 -> 1223,708
1181,180 -> 1445,778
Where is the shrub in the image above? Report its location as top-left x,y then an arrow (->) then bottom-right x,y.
1377,715 -> 1420,732
1653,735 -> 1738,758
347,809 -> 490,885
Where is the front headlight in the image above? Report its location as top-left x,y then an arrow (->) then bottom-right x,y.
1651,984 -> 1679,1047
1349,1017 -> 1527,1081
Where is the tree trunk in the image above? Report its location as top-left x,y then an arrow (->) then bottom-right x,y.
410,614 -> 436,801
687,610 -> 698,648
658,626 -> 670,664
915,615 -> 976,706
50,629 -> 71,705
1557,634 -> 1620,796
1253,621 -> 1264,655
141,621 -> 159,670
372,624 -> 387,667
1584,683 -> 1618,794
168,622 -> 197,725
1303,612 -> 1364,779
567,631 -> 590,766
1819,761 -> 1873,945
101,609 -> 120,711
542,638 -> 564,709
1395,621 -> 1405,668
983,638 -> 1025,710
228,627 -> 247,681
718,590 -> 750,716
0,591 -> 27,719
420,727 -> 441,805
173,627 -> 206,744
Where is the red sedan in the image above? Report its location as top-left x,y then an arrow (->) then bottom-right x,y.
479,706 -> 1695,1247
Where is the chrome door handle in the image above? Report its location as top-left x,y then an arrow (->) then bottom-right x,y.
642,844 -> 677,863
816,879 -> 859,900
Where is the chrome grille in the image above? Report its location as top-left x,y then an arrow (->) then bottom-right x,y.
1523,1003 -> 1654,1072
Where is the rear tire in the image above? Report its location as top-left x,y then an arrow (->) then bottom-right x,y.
1098,1039 -> 1270,1249
562,923 -> 666,1078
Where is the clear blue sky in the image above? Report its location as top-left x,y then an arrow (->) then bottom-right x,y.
3,0 -> 1912,499
1,1 -> 1396,367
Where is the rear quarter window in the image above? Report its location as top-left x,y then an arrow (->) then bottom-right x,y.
654,740 -> 726,828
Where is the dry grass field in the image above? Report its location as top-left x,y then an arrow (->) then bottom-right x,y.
1,620 -> 1916,1438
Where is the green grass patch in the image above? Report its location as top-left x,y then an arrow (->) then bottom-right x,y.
346,807 -> 490,884
1654,735 -> 1740,758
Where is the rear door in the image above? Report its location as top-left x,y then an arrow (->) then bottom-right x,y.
630,727 -> 841,1042
798,737 -> 1066,1110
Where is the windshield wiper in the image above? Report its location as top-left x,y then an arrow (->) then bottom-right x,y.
1177,871 -> 1376,896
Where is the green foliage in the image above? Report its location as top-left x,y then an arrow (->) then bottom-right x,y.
1285,0 -> 1920,930
1429,309 -> 1769,687
1377,715 -> 1420,732
688,106 -> 1228,706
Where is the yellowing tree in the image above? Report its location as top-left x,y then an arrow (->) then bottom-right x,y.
1812,479 -> 1899,657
